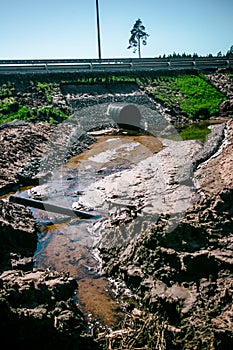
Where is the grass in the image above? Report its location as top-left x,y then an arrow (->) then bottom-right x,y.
0,97 -> 69,124
0,98 -> 33,123
151,73 -> 226,120
36,82 -> 59,103
0,80 -> 71,124
36,106 -> 68,122
60,74 -> 138,85
0,82 -> 15,97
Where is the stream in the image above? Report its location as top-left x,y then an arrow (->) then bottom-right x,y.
15,129 -> 163,328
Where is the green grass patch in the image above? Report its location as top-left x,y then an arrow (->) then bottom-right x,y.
0,106 -> 33,123
151,73 -> 226,119
0,97 -> 69,124
0,82 -> 15,97
0,97 -> 33,123
36,106 -> 68,123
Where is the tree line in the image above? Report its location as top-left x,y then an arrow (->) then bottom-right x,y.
158,46 -> 233,59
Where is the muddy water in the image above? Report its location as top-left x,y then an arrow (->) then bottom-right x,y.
26,132 -> 163,327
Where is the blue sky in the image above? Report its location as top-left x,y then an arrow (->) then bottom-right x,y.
0,0 -> 232,59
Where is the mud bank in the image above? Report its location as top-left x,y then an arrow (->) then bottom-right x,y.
0,122 -> 101,348
0,201 -> 98,349
0,121 -> 96,196
0,270 -> 98,349
96,121 -> 233,349
0,200 -> 37,271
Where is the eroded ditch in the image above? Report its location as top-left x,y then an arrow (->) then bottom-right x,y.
1,73 -> 232,348
10,129 -> 163,328
0,115 -> 230,349
0,95 -> 228,344
9,115 -> 214,333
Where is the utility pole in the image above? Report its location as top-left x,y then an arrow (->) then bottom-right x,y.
96,0 -> 102,60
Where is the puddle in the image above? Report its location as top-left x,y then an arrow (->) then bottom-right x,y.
33,216 -> 123,326
34,219 -> 99,278
77,277 -> 124,328
63,134 -> 162,181
18,132 -> 162,327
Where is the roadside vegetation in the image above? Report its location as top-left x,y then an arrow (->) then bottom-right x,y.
148,73 -> 226,120
0,97 -> 69,124
0,98 -> 33,123
0,80 -> 71,124
0,72 -> 227,140
61,71 -> 226,121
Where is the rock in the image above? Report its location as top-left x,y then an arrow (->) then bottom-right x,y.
123,265 -> 144,289
220,99 -> 233,113
208,72 -> 233,100
0,119 -> 29,130
132,308 -> 142,317
28,184 -> 50,200
10,255 -> 34,271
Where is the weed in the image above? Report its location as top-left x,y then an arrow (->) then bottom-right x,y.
37,106 -> 68,122
36,82 -> 58,103
0,82 -> 15,97
0,104 -> 33,123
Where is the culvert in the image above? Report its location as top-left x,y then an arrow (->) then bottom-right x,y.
107,104 -> 141,129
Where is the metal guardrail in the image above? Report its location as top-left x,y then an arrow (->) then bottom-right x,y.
0,57 -> 232,64
0,57 -> 232,74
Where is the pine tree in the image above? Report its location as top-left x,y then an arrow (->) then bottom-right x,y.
127,19 -> 149,58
